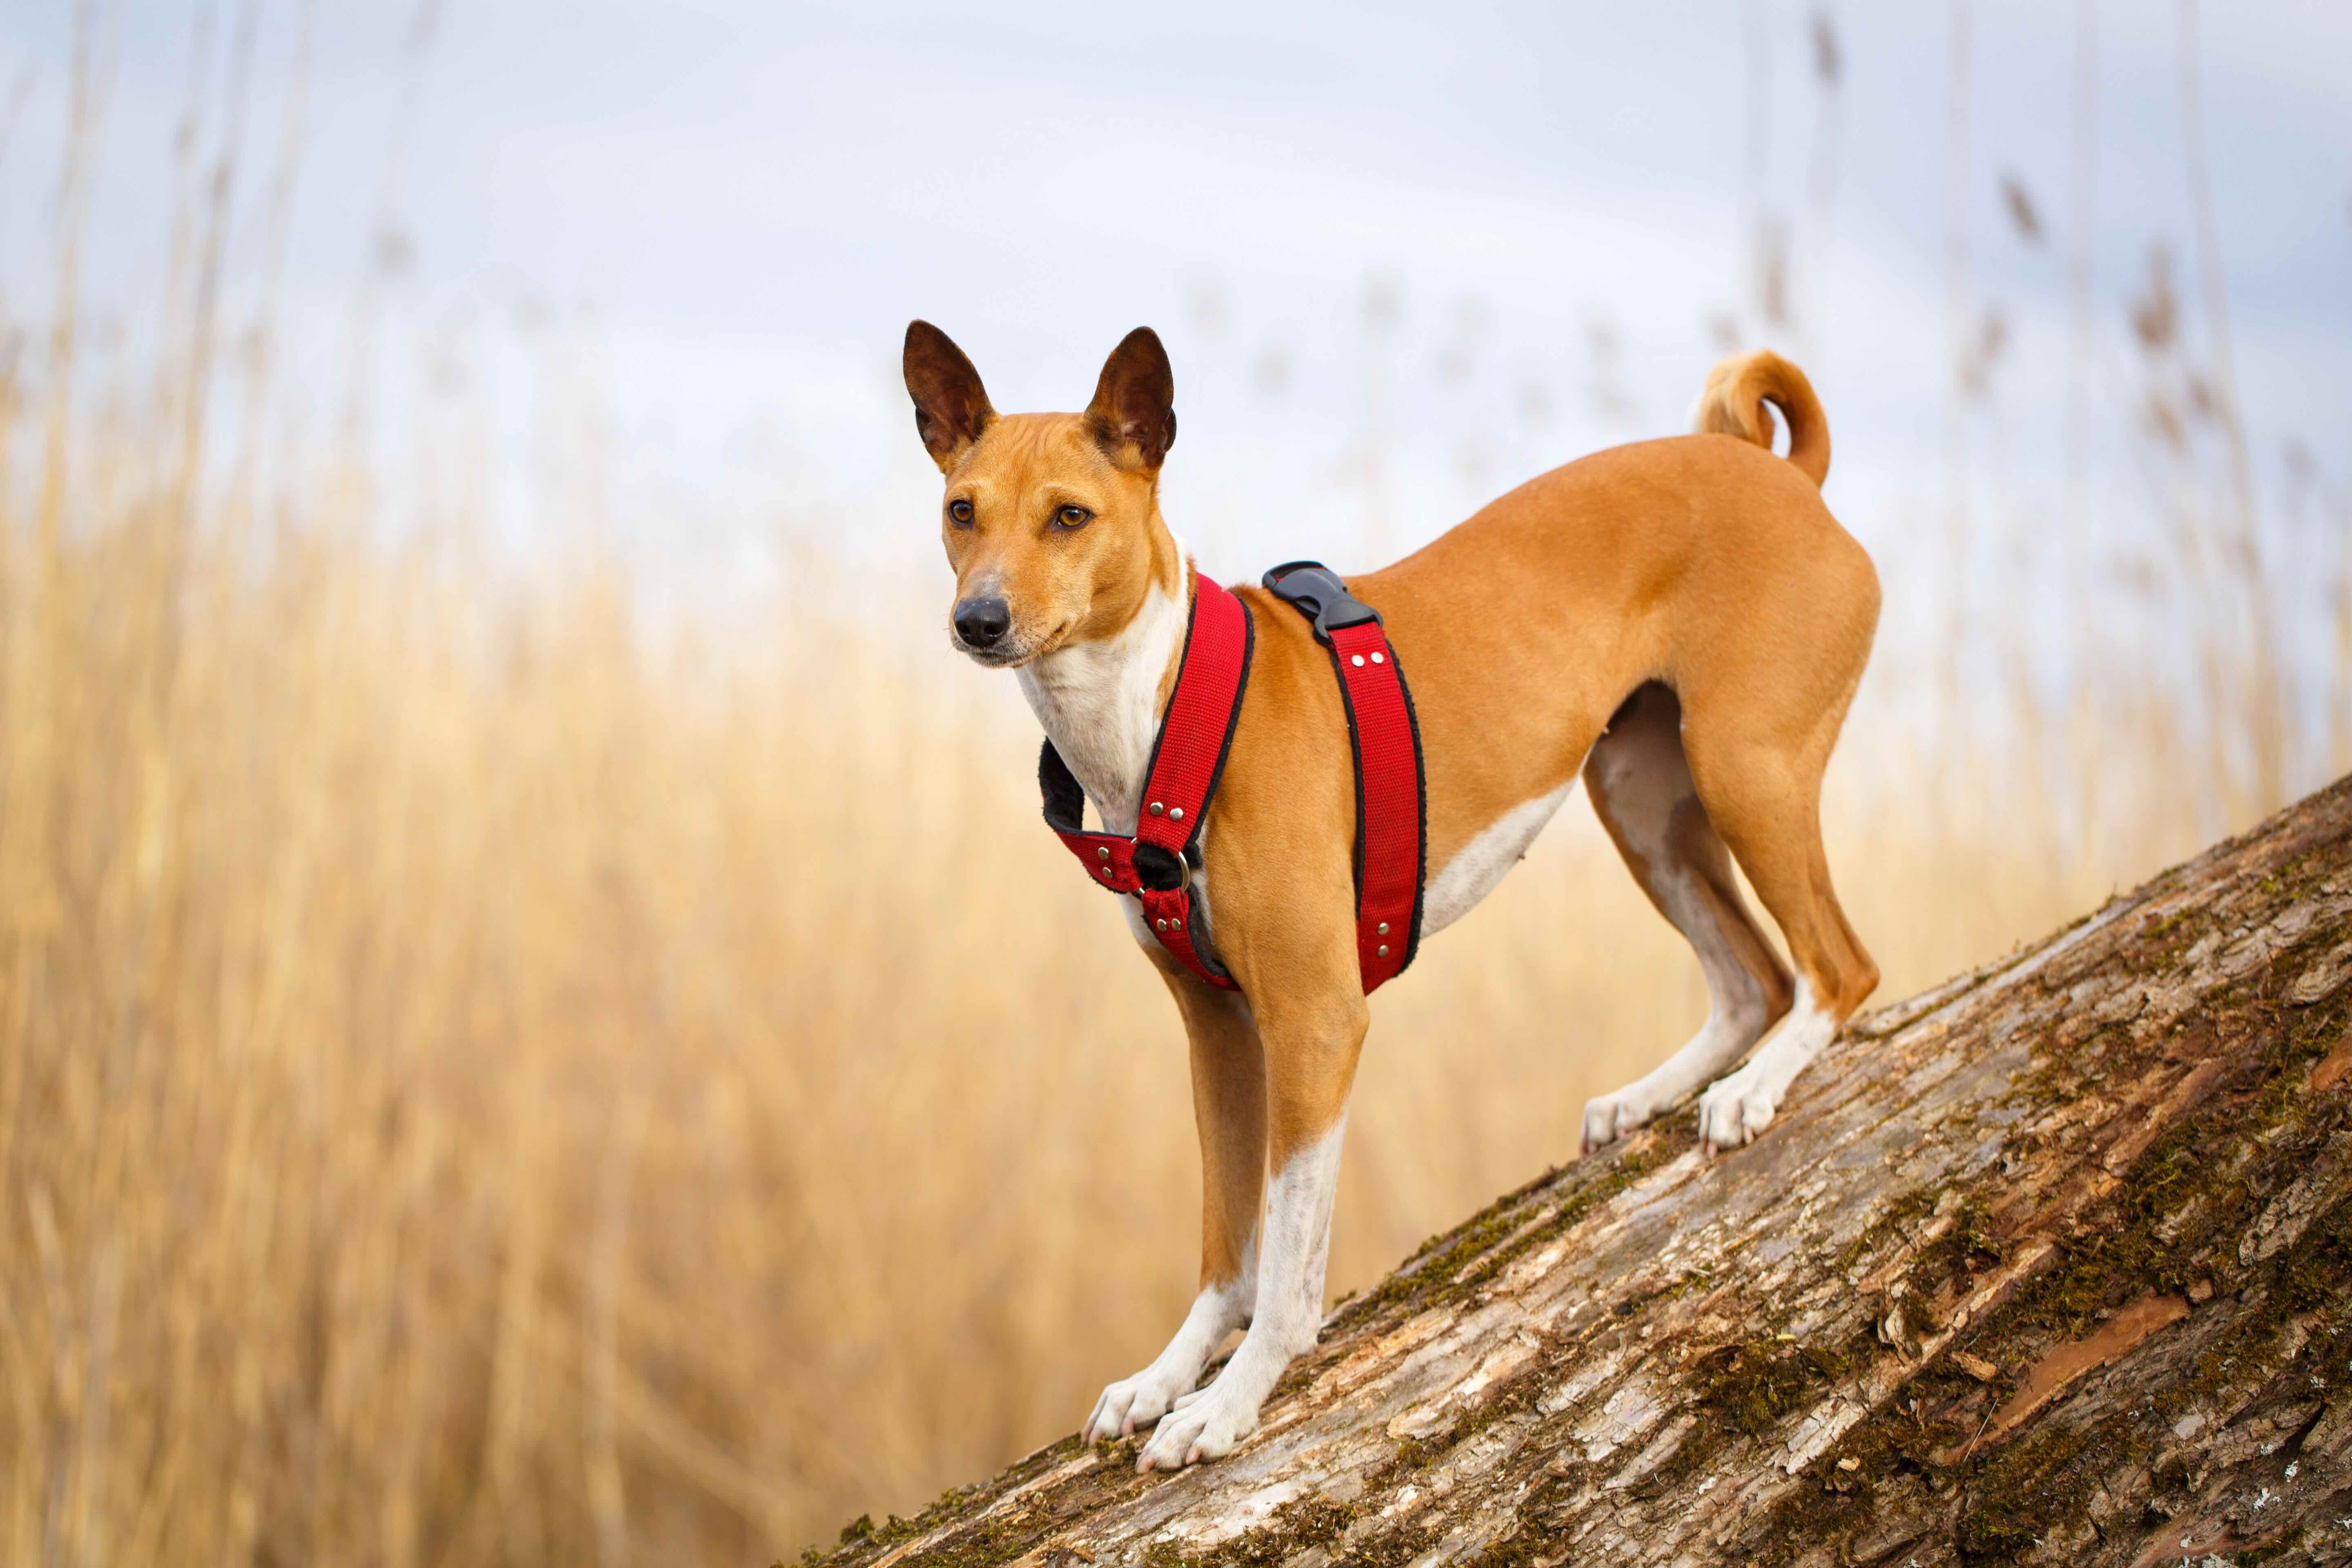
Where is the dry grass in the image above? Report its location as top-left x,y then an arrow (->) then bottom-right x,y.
0,18 -> 2340,1561
0,409 -> 2269,1563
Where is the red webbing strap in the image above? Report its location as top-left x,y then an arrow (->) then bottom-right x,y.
1039,572 -> 1253,990
1134,576 -> 1250,866
1258,560 -> 1428,994
1323,620 -> 1424,992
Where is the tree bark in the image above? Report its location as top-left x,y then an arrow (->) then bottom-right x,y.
803,778 -> 2352,1568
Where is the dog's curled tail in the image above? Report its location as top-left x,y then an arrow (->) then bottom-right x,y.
1690,350 -> 1830,487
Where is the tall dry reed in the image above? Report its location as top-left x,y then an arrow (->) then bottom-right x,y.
1,10 -> 2343,1563
0,403 -> 2290,1563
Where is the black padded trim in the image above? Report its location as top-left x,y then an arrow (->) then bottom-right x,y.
1040,738 -> 1087,833
1198,597 -> 1255,849
1392,649 -> 1429,975
1044,738 -> 1087,832
1321,639 -> 1370,911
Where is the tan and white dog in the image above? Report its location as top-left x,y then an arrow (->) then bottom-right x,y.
902,322 -> 1880,1472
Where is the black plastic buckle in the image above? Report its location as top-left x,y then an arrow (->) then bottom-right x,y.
1262,560 -> 1381,646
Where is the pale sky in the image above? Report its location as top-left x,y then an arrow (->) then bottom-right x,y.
2,0 -> 2349,602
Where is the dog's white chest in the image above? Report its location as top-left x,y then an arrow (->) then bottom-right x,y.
1015,580 -> 1186,837
1014,568 -> 1235,968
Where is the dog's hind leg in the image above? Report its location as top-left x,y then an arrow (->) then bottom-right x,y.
1083,976 -> 1266,1447
1578,683 -> 1795,1154
1677,672 -> 1880,1154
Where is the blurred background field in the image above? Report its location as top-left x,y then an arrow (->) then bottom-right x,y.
0,1 -> 2349,1563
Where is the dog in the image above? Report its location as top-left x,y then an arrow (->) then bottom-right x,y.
901,322 -> 1880,1472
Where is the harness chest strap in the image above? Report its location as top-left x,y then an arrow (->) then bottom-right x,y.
1039,571 -> 1253,990
1038,562 -> 1426,995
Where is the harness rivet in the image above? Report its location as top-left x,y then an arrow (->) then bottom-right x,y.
1101,868 -> 1114,879
1097,846 -> 1110,859
1351,653 -> 1366,667
1377,921 -> 1390,935
1172,918 -> 1183,930
1155,918 -> 1167,932
1371,651 -> 1385,664
1149,802 -> 1164,816
1377,944 -> 1390,958
1169,806 -> 1184,821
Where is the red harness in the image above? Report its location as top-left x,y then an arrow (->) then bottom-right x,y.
1039,565 -> 1426,994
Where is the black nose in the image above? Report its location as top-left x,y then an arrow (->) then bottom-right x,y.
954,596 -> 1012,648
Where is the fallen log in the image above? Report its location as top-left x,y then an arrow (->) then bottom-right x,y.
801,777 -> 2352,1567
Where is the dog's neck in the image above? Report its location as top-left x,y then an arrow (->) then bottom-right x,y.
1016,529 -> 1191,838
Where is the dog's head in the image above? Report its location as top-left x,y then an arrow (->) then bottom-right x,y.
903,322 -> 1181,668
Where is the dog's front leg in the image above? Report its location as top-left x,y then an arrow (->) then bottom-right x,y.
1083,977 -> 1266,1446
1135,980 -> 1367,1472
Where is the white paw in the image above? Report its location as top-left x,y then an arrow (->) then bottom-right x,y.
1580,1086 -> 1657,1154
1696,1066 -> 1776,1152
1136,1378 -> 1260,1471
1082,1363 -> 1200,1445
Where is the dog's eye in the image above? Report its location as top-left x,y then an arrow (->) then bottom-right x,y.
948,499 -> 974,526
1055,505 -> 1092,530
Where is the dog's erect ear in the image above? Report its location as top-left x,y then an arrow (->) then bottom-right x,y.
1085,327 -> 1177,473
904,321 -> 996,471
